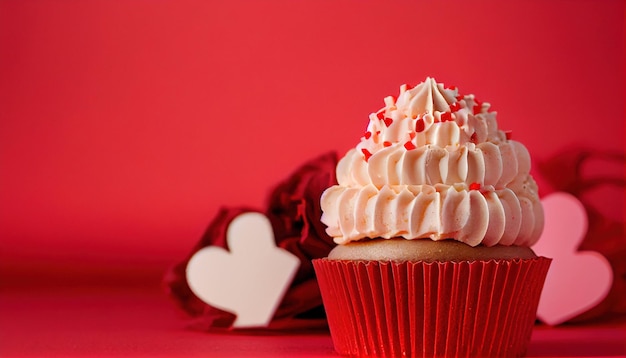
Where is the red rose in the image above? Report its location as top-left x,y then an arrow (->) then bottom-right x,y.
266,151 -> 338,286
164,152 -> 338,330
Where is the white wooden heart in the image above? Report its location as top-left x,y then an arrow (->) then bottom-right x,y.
186,212 -> 300,328
532,192 -> 613,326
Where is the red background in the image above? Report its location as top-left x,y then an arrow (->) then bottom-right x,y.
1,0 -> 623,282
0,1 -> 624,356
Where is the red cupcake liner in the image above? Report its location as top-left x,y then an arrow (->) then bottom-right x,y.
313,257 -> 551,358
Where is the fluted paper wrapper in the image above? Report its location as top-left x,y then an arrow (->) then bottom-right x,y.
313,258 -> 551,358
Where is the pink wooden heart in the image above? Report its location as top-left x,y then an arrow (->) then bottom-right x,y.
532,192 -> 613,326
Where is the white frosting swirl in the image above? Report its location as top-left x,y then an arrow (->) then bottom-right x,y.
321,77 -> 544,247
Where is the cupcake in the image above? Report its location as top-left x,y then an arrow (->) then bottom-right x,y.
313,78 -> 551,357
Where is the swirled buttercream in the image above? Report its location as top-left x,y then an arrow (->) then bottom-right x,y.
321,77 -> 544,247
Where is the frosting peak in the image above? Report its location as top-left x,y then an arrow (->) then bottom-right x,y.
400,77 -> 455,116
321,78 -> 544,247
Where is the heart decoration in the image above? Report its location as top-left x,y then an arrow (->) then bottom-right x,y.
532,192 -> 613,326
186,212 -> 300,328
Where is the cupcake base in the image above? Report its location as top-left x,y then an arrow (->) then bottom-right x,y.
313,258 -> 551,358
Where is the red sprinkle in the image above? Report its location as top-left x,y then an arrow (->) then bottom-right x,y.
383,117 -> 393,127
361,148 -> 372,161
449,102 -> 460,112
415,118 -> 425,132
440,112 -> 453,122
473,99 -> 483,115
456,95 -> 464,101
469,182 -> 481,190
404,141 -> 416,150
505,130 -> 512,140
383,141 -> 392,147
447,85 -> 457,91
470,132 -> 478,143
364,131 -> 372,139
409,132 -> 416,140
405,84 -> 414,90
376,111 -> 385,120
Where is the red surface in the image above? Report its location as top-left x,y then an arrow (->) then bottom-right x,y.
1,286 -> 625,357
0,1 -> 624,356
